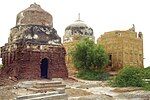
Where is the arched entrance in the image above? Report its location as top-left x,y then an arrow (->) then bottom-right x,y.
40,58 -> 48,78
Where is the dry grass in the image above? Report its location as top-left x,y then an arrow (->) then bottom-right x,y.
0,86 -> 16,100
65,88 -> 92,97
112,87 -> 142,93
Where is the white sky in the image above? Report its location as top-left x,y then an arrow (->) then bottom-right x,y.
0,0 -> 149,67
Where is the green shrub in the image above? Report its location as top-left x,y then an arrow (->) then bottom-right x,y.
71,38 -> 108,71
112,66 -> 144,87
141,67 -> 150,91
141,67 -> 150,79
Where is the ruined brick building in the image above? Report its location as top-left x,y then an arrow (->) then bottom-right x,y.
97,25 -> 143,71
0,3 -> 68,79
63,14 -> 95,75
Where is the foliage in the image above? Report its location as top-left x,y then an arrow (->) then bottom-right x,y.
141,67 -> 150,79
111,66 -> 144,87
76,70 -> 100,80
142,82 -> 150,91
76,70 -> 110,81
71,38 -> 109,80
109,66 -> 150,91
141,67 -> 150,91
93,44 -> 109,70
71,38 -> 108,71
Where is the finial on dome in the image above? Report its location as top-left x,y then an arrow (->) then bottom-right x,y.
129,24 -> 135,32
78,13 -> 80,20
132,24 -> 135,28
30,2 -> 41,8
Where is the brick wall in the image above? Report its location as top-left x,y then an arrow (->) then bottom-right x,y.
0,45 -> 68,80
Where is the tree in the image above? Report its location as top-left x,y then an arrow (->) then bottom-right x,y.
93,44 -> 109,70
71,38 -> 108,71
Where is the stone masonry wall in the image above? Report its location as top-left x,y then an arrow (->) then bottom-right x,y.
97,28 -> 143,71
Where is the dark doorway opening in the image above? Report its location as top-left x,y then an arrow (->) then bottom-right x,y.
40,58 -> 48,78
109,54 -> 112,66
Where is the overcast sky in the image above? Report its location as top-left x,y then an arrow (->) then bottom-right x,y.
0,0 -> 149,67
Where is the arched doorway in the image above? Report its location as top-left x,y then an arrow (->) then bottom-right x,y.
40,58 -> 48,78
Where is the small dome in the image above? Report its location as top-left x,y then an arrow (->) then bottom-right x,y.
65,14 -> 93,36
63,14 -> 94,43
65,20 -> 89,30
16,3 -> 53,27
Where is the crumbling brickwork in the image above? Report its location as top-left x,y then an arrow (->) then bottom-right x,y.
0,3 -> 68,80
1,44 -> 68,79
16,3 -> 53,27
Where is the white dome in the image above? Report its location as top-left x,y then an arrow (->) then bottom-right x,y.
67,20 -> 88,28
65,19 -> 93,36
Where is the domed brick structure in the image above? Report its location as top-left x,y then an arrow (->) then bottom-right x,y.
16,3 -> 53,27
63,14 -> 95,43
63,14 -> 95,75
0,3 -> 68,80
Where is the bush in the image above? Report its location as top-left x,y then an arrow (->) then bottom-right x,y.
112,66 -> 144,87
141,67 -> 150,79
71,38 -> 108,71
76,70 -> 110,81
141,67 -> 150,91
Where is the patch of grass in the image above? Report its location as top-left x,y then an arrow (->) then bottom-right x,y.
76,70 -> 99,80
143,83 -> 150,91
76,70 -> 110,81
99,72 -> 110,81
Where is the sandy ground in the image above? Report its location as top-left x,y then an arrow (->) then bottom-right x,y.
0,78 -> 150,100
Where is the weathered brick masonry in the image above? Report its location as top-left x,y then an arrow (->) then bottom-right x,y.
0,3 -> 68,80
